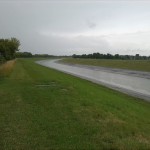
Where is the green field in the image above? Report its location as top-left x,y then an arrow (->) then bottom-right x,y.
0,59 -> 150,150
61,58 -> 150,72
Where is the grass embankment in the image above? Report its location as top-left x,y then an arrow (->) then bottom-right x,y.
61,58 -> 150,72
0,59 -> 150,150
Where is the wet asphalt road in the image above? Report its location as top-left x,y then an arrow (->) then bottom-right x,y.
37,59 -> 150,102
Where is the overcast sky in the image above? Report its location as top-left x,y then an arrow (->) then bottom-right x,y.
0,0 -> 150,56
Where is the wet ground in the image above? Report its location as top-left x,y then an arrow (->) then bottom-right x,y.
37,59 -> 150,102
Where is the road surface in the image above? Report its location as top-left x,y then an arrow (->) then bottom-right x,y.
37,59 -> 150,102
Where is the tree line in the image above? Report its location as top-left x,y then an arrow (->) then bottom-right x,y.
72,53 -> 150,60
15,52 -> 59,58
0,38 -> 20,62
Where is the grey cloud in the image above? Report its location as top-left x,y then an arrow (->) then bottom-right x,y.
86,20 -> 97,28
0,1 -> 150,56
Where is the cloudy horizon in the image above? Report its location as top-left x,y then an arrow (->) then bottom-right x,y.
0,0 -> 150,56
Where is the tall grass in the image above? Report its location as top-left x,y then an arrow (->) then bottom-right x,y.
0,60 -> 16,77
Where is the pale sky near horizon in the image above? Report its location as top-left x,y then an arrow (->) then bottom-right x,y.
0,0 -> 150,56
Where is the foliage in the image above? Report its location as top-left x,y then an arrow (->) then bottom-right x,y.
72,52 -> 150,60
0,38 -> 20,61
15,52 -> 33,58
34,54 -> 59,58
15,52 -> 67,59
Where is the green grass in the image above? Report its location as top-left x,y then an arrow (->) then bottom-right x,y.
0,58 -> 150,150
61,58 -> 150,72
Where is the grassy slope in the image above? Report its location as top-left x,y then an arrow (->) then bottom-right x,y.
0,59 -> 150,150
61,58 -> 150,72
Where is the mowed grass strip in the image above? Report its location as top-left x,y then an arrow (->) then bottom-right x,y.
0,58 -> 150,150
61,58 -> 150,72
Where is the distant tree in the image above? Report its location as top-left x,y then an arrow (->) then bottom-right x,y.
106,53 -> 113,59
135,54 -> 140,60
33,54 -> 57,58
0,39 -> 6,59
93,53 -> 100,59
0,38 -> 20,61
72,52 -> 149,60
15,52 -> 32,58
114,54 -> 120,59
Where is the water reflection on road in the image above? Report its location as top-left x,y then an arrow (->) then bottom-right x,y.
37,59 -> 150,101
